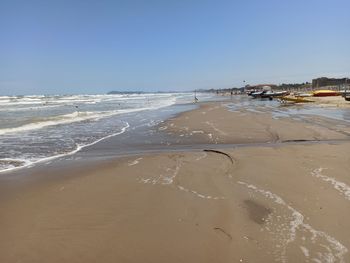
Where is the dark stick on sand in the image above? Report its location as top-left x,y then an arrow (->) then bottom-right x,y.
203,149 -> 234,164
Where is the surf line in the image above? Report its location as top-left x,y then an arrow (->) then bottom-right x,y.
0,122 -> 130,174
311,168 -> 350,201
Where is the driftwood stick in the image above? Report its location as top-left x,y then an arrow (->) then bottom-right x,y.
203,149 -> 234,164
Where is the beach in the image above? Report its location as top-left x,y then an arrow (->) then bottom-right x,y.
1,98 -> 350,262
310,96 -> 350,108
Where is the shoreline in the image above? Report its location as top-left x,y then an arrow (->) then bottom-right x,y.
1,95 -> 349,175
0,100 -> 201,175
1,99 -> 350,262
3,98 -> 349,177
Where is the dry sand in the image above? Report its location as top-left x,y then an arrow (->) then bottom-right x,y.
1,102 -> 350,263
311,96 -> 350,108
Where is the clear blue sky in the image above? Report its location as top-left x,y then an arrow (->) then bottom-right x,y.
1,0 -> 349,95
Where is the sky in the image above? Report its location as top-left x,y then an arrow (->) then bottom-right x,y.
0,0 -> 349,95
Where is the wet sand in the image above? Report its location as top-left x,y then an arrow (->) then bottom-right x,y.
161,102 -> 350,144
1,102 -> 350,262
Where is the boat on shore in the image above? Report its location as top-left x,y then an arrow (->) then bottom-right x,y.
250,90 -> 289,99
312,90 -> 340,97
294,92 -> 313,97
343,92 -> 350,101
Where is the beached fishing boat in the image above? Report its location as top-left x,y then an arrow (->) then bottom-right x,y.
249,90 -> 265,98
312,90 -> 340,97
260,90 -> 289,99
343,92 -> 350,101
250,90 -> 289,99
250,91 -> 265,99
294,92 -> 313,97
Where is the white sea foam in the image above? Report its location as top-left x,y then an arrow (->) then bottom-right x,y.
192,130 -> 204,133
177,185 -> 225,200
311,168 -> 350,201
0,122 -> 130,174
300,246 -> 310,258
139,159 -> 182,185
0,93 -> 178,110
128,158 -> 143,166
0,104 -> 63,112
238,181 -> 348,263
205,121 -> 227,135
0,158 -> 33,170
160,161 -> 182,185
0,107 -> 150,136
0,111 -> 103,135
195,152 -> 207,161
0,93 -> 200,174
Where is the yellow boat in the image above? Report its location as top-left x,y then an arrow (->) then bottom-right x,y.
312,90 -> 340,97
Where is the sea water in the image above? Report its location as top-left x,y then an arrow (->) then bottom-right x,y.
0,93 -> 216,173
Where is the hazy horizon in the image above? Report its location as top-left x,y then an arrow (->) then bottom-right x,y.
1,0 -> 349,95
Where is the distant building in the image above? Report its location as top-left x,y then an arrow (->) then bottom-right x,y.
312,77 -> 349,89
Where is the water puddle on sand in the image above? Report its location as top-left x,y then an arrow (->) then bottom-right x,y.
238,181 -> 348,263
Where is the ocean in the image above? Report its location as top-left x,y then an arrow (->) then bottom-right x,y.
0,92 -> 216,173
